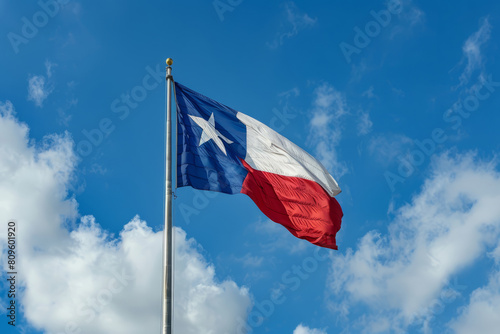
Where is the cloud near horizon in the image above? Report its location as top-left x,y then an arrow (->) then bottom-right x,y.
328,152 -> 500,333
0,101 -> 252,334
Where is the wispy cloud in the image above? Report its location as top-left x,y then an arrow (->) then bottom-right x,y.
399,0 -> 425,26
357,111 -> 373,136
328,152 -> 500,332
268,2 -> 317,49
406,5 -> 425,26
58,97 -> 78,126
459,17 -> 491,86
389,0 -> 425,39
252,218 -> 308,254
229,252 -> 265,269
362,86 -> 376,99
27,75 -> 52,107
45,59 -> 56,78
308,83 -> 348,178
368,133 -> 413,166
27,60 -> 57,108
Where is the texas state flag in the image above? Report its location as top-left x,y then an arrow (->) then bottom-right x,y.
175,82 -> 343,249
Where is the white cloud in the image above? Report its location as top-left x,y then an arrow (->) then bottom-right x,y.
27,60 -> 57,108
293,323 -> 327,334
459,17 -> 491,86
448,243 -> 500,334
268,2 -> 316,49
27,75 -> 52,107
449,269 -> 500,334
308,83 -> 348,178
0,102 -> 251,334
492,243 -> 500,264
328,152 -> 500,332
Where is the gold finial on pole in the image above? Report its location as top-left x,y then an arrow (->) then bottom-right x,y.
166,58 -> 173,66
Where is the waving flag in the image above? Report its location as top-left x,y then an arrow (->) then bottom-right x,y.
175,82 -> 343,249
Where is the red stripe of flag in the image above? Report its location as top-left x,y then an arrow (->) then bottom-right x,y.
240,159 -> 343,249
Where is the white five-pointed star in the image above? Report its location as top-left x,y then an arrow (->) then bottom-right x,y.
189,113 -> 233,155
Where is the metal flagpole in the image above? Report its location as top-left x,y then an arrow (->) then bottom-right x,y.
162,58 -> 174,334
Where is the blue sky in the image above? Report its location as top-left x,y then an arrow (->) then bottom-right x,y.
1,0 -> 500,333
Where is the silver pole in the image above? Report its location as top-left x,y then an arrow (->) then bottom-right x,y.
162,58 -> 174,334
